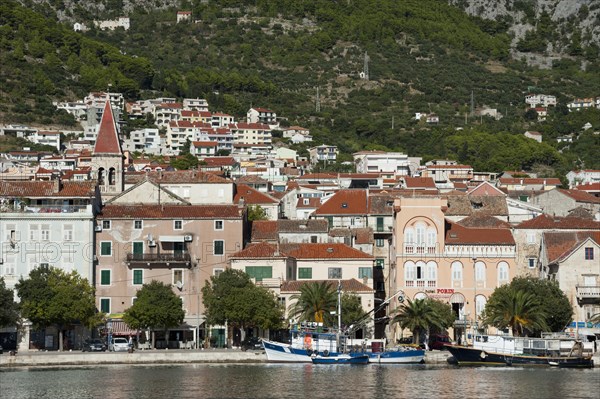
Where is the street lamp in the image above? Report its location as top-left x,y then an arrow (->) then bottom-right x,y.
472,257 -> 478,341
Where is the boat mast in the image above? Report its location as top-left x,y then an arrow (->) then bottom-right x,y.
337,280 -> 342,332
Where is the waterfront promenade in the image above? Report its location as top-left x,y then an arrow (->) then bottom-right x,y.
0,349 -> 451,367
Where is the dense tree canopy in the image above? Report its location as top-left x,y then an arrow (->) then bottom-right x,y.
481,277 -> 572,336
392,298 -> 453,345
202,269 -> 283,339
15,266 -> 99,350
0,277 -> 19,328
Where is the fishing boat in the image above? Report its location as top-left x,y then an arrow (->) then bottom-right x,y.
311,354 -> 370,365
445,333 -> 594,368
262,287 -> 425,364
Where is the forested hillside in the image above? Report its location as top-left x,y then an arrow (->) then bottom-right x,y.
2,0 -> 599,175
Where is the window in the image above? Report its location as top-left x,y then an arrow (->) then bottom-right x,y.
376,217 -> 384,232
133,269 -> 143,285
328,267 -> 342,279
214,220 -> 223,230
452,262 -> 463,282
100,241 -> 112,256
100,270 -> 111,285
102,220 -> 111,230
311,235 -> 318,243
134,220 -> 143,229
375,238 -> 385,247
298,267 -> 312,279
497,262 -> 509,285
426,261 -> 437,281
100,298 -> 110,313
214,240 -> 224,255
173,269 -> 184,286
41,224 -> 50,241
63,224 -> 73,241
376,282 -> 385,292
527,258 -> 537,269
245,266 -> 273,281
526,232 -> 536,244
404,261 -> 416,281
214,268 -> 224,277
585,247 -> 594,260
327,216 -> 333,228
358,267 -> 372,279
174,220 -> 183,230
375,258 -> 385,269
29,225 -> 39,241
404,228 -> 414,245
475,262 -> 486,282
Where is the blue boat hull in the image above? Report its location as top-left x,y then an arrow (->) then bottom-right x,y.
312,355 -> 369,364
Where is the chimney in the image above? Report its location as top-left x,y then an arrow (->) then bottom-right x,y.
53,178 -> 62,193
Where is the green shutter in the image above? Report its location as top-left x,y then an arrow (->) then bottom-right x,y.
298,267 -> 312,279
133,242 -> 144,255
245,266 -> 272,281
376,217 -> 384,232
133,269 -> 143,285
100,298 -> 110,313
214,240 -> 224,255
101,270 -> 110,285
375,258 -> 385,268
101,242 -> 111,256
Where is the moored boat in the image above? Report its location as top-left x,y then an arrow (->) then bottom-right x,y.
311,354 -> 370,365
445,333 -> 594,368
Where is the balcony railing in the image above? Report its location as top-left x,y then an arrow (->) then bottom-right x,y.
404,245 -> 436,254
576,285 -> 600,299
253,277 -> 282,288
126,252 -> 192,267
405,280 -> 436,288
1,204 -> 92,214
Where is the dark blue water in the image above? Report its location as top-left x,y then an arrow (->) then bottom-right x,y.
1,364 -> 599,399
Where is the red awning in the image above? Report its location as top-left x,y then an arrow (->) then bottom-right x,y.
109,320 -> 138,336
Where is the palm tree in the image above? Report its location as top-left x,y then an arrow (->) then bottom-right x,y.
481,289 -> 549,336
392,298 -> 443,346
288,281 -> 338,326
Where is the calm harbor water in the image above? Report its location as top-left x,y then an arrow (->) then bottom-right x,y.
1,364 -> 599,399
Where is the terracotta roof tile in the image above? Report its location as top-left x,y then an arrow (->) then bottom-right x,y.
353,228 -> 373,244
250,221 -> 279,241
498,178 -> 562,185
281,279 -> 373,293
234,184 -> 279,205
230,242 -> 283,258
445,195 -> 508,216
543,231 -> 600,263
98,204 -> 243,219
558,189 -> 600,204
124,170 -> 230,185
403,177 -> 436,189
0,180 -> 96,198
575,183 -> 600,192
93,101 -> 122,155
516,214 -> 600,229
314,190 -> 368,215
457,214 -> 511,229
445,221 -> 515,245
280,243 -> 373,259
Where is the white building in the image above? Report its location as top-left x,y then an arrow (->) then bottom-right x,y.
566,170 -> 600,188
247,107 -> 277,125
122,128 -> 163,155
525,94 -> 557,108
183,98 -> 208,111
232,123 -> 272,146
309,144 -> 338,165
353,151 -> 421,176
94,17 -> 130,31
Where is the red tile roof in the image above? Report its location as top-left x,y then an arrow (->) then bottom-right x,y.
230,242 -> 283,258
498,178 -> 561,185
234,122 -> 270,130
575,183 -> 600,192
98,204 -> 243,219
201,157 -> 237,167
457,214 -> 511,229
234,184 -> 279,205
281,279 -> 373,293
314,190 -> 368,215
444,221 -> 515,245
93,101 -> 122,155
124,170 -> 230,184
558,189 -> 600,204
280,243 -> 373,259
192,141 -> 218,147
296,197 -> 321,208
543,231 -> 600,263
403,177 -> 436,189
0,180 -> 96,198
516,214 -> 600,229
250,221 -> 279,241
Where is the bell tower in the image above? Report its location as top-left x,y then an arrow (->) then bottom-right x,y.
92,101 -> 124,198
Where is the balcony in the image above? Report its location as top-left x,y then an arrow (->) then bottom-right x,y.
576,285 -> 600,304
126,252 -> 192,268
403,245 -> 436,255
252,277 -> 282,288
1,203 -> 92,214
405,280 -> 436,288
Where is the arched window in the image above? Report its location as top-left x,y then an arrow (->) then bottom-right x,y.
108,167 -> 116,186
426,228 -> 436,253
415,261 -> 426,280
415,222 -> 425,245
426,261 -> 437,283
414,292 -> 428,301
98,167 -> 105,185
475,295 -> 487,319
404,261 -> 415,282
497,262 -> 509,285
452,262 -> 463,286
475,261 -> 486,284
404,227 -> 415,253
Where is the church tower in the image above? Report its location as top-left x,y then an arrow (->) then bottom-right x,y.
92,101 -> 124,197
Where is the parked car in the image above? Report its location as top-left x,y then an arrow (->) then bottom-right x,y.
109,337 -> 130,352
240,337 -> 263,351
428,334 -> 452,350
82,338 -> 107,352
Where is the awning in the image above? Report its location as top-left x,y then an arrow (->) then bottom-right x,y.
108,320 -> 138,336
449,293 -> 465,304
159,235 -> 185,242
